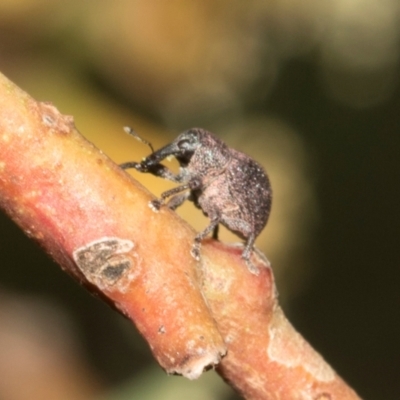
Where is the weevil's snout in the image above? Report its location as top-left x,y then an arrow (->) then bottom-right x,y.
142,131 -> 201,167
142,141 -> 181,167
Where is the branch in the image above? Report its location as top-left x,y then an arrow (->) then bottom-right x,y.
0,72 -> 362,399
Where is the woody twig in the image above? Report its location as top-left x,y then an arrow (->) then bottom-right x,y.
0,72 -> 361,400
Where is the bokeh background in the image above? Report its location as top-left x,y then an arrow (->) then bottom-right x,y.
0,1 -> 399,399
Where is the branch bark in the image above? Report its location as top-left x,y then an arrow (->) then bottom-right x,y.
0,72 -> 362,400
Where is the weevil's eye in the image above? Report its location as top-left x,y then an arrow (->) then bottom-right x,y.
177,139 -> 190,150
177,133 -> 197,151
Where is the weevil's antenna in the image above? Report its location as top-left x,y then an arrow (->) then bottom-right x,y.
123,126 -> 154,153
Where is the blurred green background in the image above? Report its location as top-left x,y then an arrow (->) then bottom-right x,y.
0,1 -> 399,399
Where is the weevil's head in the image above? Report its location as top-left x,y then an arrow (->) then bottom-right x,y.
180,128 -> 231,173
171,128 -> 204,166
141,129 -> 200,167
143,128 -> 230,170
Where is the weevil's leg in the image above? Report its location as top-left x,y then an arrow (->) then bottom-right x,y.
166,191 -> 191,210
145,164 -> 183,183
119,161 -> 144,171
150,183 -> 191,211
120,161 -> 183,183
212,224 -> 219,240
151,176 -> 202,209
241,233 -> 259,275
191,217 -> 221,261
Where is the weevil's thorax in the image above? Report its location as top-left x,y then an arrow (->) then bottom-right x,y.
186,131 -> 231,183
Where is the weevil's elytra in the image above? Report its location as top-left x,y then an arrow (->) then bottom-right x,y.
120,127 -> 272,274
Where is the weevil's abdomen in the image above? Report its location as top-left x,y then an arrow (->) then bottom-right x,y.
228,151 -> 272,236
198,150 -> 272,241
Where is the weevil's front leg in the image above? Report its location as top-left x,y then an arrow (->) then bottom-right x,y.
166,191 -> 191,210
120,161 -> 183,183
144,163 -> 183,183
119,161 -> 145,171
151,183 -> 191,211
151,177 -> 201,211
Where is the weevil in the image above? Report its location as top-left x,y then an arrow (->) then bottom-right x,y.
120,127 -> 272,274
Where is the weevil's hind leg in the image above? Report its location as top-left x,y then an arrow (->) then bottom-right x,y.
212,224 -> 219,240
166,191 -> 191,211
191,217 -> 221,261
241,233 -> 259,275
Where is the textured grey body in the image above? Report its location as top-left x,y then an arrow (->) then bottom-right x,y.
120,128 -> 272,273
191,147 -> 270,240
